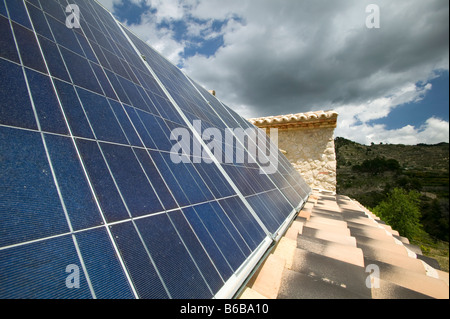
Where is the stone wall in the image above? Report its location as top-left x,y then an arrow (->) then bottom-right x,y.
277,127 -> 337,192
249,111 -> 338,193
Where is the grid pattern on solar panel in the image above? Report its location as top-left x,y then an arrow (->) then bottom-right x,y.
192,81 -> 311,203
194,84 -> 311,234
0,0 -> 311,299
124,29 -> 310,234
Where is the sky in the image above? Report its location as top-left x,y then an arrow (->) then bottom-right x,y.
97,0 -> 449,145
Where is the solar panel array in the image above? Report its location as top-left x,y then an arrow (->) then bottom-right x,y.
0,0 -> 311,299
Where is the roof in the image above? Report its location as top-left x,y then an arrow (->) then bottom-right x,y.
249,111 -> 339,130
238,190 -> 449,299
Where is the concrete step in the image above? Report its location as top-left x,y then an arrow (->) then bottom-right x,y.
359,243 -> 426,274
353,233 -> 397,246
308,215 -> 348,229
364,258 -> 449,299
307,194 -> 319,204
239,287 -> 269,299
302,202 -> 315,212
355,239 -> 410,257
278,269 -> 369,299
338,203 -> 367,213
377,223 -> 400,236
271,237 -> 297,270
313,200 -> 341,209
416,254 -> 442,270
342,213 -> 374,227
345,218 -> 382,230
347,216 -> 383,226
300,227 -> 357,247
367,212 -> 381,221
436,270 -> 449,286
348,226 -> 397,242
310,209 -> 343,221
341,210 -> 369,220
393,234 -> 410,244
315,193 -> 337,200
346,219 -> 383,229
290,248 -> 371,298
284,220 -> 304,241
371,279 -> 434,299
404,243 -> 422,256
316,198 -> 339,206
297,209 -> 311,221
314,204 -> 341,212
346,222 -> 389,238
245,254 -> 285,299
302,221 -> 351,237
296,235 -> 364,267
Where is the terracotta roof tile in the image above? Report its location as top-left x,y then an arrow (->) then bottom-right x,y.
248,110 -> 339,129
239,190 -> 449,299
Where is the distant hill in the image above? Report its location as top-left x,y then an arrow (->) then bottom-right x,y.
335,137 -> 449,173
335,137 -> 449,242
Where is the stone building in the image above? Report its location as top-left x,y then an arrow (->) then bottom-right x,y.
249,111 -> 339,192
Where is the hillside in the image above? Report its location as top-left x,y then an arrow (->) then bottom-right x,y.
336,137 -> 449,202
335,137 -> 449,270
336,138 -> 449,172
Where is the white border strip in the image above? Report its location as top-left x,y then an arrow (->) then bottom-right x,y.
112,16 -> 278,300
214,236 -> 273,299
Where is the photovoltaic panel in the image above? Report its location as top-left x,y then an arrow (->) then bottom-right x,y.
0,0 -> 311,299
124,28 -> 310,234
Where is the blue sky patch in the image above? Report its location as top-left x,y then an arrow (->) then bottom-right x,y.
114,0 -> 152,25
368,71 -> 449,131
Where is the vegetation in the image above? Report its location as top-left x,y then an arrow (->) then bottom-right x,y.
352,157 -> 401,175
335,137 -> 449,271
372,188 -> 422,239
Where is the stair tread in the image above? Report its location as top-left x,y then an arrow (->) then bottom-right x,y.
278,269 -> 370,299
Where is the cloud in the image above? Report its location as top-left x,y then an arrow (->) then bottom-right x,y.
184,0 -> 448,112
145,0 -> 188,23
336,82 -> 431,128
126,12 -> 186,64
97,0 -> 122,11
98,0 -> 449,144
337,117 -> 449,145
101,0 -> 234,65
333,82 -> 449,145
182,0 -> 449,144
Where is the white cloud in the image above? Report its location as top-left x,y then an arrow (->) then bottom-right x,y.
97,0 -> 449,144
96,0 -> 122,11
335,82 -> 431,127
145,0 -> 186,23
125,9 -> 186,65
333,82 -> 449,145
336,117 -> 449,146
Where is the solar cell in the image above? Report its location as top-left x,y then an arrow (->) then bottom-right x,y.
0,0 -> 311,299
0,58 -> 37,130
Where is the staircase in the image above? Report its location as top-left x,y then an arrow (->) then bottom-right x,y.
240,190 -> 449,299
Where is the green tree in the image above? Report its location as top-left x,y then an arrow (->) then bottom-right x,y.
372,188 -> 423,239
352,157 -> 401,175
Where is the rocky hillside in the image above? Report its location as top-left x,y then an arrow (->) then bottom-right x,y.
335,137 -> 449,242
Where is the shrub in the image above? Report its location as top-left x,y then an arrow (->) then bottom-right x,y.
372,188 -> 423,239
352,157 -> 401,175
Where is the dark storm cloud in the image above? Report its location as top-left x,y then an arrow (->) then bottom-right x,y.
184,0 -> 448,118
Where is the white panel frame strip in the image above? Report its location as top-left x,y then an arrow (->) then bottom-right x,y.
184,75 -> 310,239
111,15 -> 280,299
